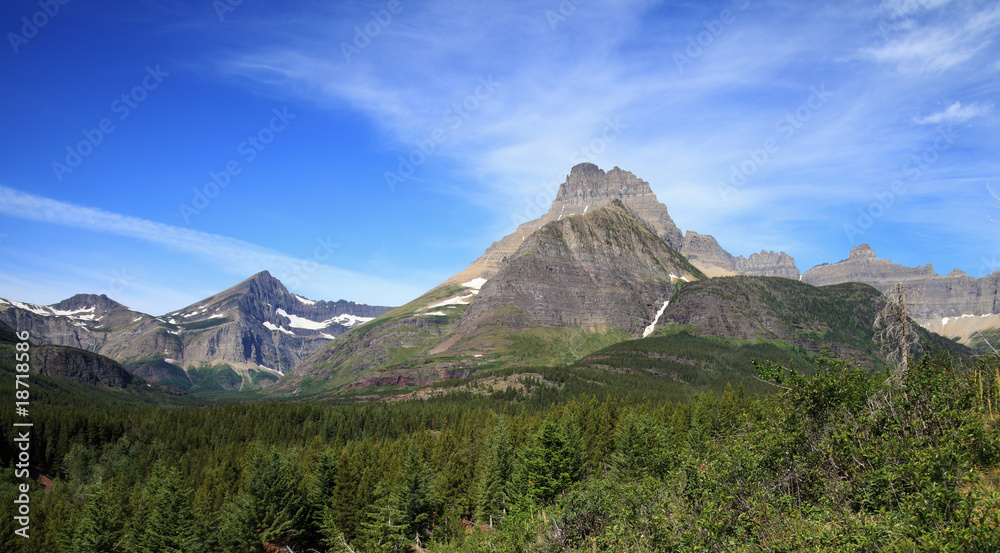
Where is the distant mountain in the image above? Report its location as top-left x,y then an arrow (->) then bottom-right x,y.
449,163 -> 794,285
572,276 -> 972,395
286,199 -> 703,395
0,272 -> 393,391
680,231 -> 800,279
802,244 -> 1000,350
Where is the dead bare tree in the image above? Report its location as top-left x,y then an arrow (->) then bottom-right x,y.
874,283 -> 921,384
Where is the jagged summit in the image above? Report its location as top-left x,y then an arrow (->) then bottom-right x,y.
449,163 -> 688,284
554,164 -> 655,203
51,293 -> 125,312
849,244 -> 877,260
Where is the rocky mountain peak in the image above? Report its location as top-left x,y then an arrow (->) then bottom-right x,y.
849,244 -> 877,260
555,163 -> 654,204
52,293 -> 124,312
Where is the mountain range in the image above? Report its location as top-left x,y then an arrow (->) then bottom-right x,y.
0,272 -> 391,392
2,163 -> 995,396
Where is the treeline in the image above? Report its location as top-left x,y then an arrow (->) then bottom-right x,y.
2,351 -> 1000,551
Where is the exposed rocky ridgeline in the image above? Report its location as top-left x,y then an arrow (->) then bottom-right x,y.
452,163 -> 797,285
679,232 -> 800,279
285,201 -> 705,395
32,345 -> 139,388
0,271 -> 393,391
451,163 -> 688,284
460,200 -> 704,335
734,251 -> 800,279
801,244 -> 1000,347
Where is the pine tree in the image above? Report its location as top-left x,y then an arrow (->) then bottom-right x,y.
474,416 -> 514,525
396,438 -> 434,543
134,462 -> 200,553
220,445 -> 308,552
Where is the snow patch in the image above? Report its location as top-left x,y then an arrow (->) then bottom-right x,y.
132,317 -> 143,322
418,311 -> 449,316
583,205 -> 589,214
257,364 -> 284,376
50,306 -> 95,317
276,308 -> 373,329
321,333 -> 337,340
643,300 -> 670,338
168,319 -> 177,325
9,301 -> 51,316
293,294 -> 316,306
463,277 -> 488,290
263,321 -> 295,335
426,293 -> 476,309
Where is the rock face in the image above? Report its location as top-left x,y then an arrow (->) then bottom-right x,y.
0,272 -> 394,389
32,345 -> 138,388
452,163 -> 798,284
734,251 -> 800,279
460,200 -> 704,335
801,244 -> 1000,332
679,232 -> 800,279
451,163 -> 687,284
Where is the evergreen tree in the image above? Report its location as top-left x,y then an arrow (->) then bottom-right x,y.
220,445 -> 308,552
474,416 -> 514,525
72,480 -> 128,553
396,438 -> 434,544
134,461 -> 200,553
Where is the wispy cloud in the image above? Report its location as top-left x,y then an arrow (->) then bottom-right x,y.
196,0 -> 1000,271
913,101 -> 993,124
863,0 -> 1000,74
0,185 -> 425,306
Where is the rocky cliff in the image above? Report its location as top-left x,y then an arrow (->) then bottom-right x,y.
0,272 -> 394,389
460,200 -> 704,334
679,232 -> 800,279
451,163 -> 687,284
801,244 -> 1000,344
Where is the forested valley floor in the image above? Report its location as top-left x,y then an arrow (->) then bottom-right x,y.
2,343 -> 1000,552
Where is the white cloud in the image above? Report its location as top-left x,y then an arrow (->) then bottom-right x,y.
0,185 -> 425,306
913,101 -> 993,124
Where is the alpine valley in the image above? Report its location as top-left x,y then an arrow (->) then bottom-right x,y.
4,163 -> 999,553
3,163 -> 990,398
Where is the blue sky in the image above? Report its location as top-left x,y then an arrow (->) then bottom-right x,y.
1,0 -> 998,315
